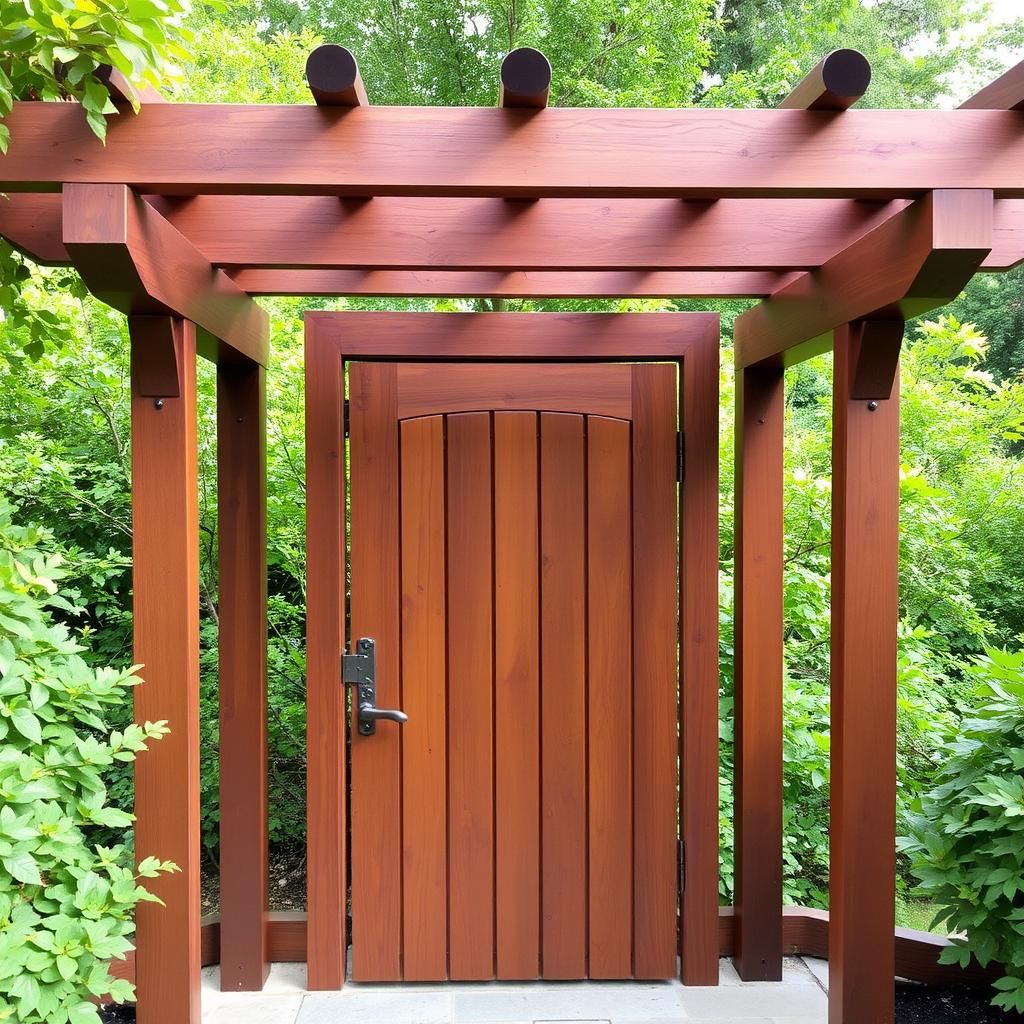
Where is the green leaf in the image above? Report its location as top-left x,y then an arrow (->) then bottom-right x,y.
10,706 -> 41,744
3,849 -> 41,885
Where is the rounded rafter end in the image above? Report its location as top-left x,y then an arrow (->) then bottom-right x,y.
499,47 -> 552,109
306,44 -> 367,107
821,48 -> 872,101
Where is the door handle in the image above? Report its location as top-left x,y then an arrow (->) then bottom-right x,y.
342,637 -> 408,736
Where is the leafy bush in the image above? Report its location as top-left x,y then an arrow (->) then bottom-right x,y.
0,502 -> 174,1023
900,648 -> 1024,1013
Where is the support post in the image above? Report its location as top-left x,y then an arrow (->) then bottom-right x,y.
733,366 -> 785,981
130,316 -> 201,1024
217,360 -> 269,990
829,321 -> 900,1024
680,339 -> 721,985
304,327 -> 347,989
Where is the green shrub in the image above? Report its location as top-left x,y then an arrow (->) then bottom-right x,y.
900,648 -> 1024,1013
0,502 -> 174,1023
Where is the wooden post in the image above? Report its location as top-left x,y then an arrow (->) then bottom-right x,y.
217,361 -> 269,990
733,365 -> 784,981
304,326 -> 347,989
130,316 -> 201,1024
680,339 -> 721,985
829,321 -> 900,1024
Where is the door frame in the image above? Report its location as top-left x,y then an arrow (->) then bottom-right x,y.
304,311 -> 721,990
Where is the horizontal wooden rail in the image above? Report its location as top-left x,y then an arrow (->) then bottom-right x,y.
3,103 -> 1024,197
104,907 -> 1000,995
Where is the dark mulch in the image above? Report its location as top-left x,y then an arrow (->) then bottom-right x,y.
201,847 -> 306,915
897,982 -> 1022,1022
98,1004 -> 135,1023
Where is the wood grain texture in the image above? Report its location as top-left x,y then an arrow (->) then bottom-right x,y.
734,189 -> 994,369
308,311 -> 720,361
349,362 -> 403,981
129,317 -> 201,1024
960,58 -> 1024,110
830,322 -> 900,1024
540,413 -> 588,979
733,366 -> 784,982
446,412 -> 495,980
493,412 -> 541,980
396,363 -> 632,419
587,415 -> 633,979
631,365 -> 680,980
303,327 -> 347,990
216,361 -> 269,992
6,102 -> 1024,196
400,415 -> 449,981
62,184 -> 268,366
679,340 -> 721,985
8,192 -> 1024,274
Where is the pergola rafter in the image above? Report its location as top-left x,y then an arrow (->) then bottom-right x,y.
3,43 -> 1024,1024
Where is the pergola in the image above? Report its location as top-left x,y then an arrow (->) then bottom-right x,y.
3,44 -> 1024,1024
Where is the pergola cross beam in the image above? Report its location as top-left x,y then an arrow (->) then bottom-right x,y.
61,183 -> 269,367
734,188 -> 994,371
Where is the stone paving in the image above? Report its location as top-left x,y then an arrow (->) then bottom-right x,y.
201,957 -> 831,1023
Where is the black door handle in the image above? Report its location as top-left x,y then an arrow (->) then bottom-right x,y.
342,637 -> 408,736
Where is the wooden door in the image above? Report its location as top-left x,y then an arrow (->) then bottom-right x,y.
348,361 -> 679,982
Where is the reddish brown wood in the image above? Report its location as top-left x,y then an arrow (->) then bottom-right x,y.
8,192 -> 1024,274
735,189 -> 994,369
62,184 -> 268,366
216,360 -> 269,992
96,64 -> 165,105
679,338 -> 721,986
348,362 -> 403,982
960,58 -> 1024,110
146,195 -> 910,270
129,316 -> 201,1024
587,415 -> 633,979
779,49 -> 871,110
400,415 -> 449,981
306,44 -> 368,106
308,311 -> 719,360
849,319 -> 905,400
630,365 -> 680,980
733,366 -> 784,982
494,412 -> 541,980
446,412 -> 496,980
126,316 -> 182,397
830,321 -> 900,1024
6,102 -> 1024,197
303,331 -> 347,990
540,412 -> 588,979
499,47 -> 551,108
395,362 -> 633,419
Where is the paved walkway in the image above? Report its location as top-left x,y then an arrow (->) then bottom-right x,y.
201,957 -> 831,1023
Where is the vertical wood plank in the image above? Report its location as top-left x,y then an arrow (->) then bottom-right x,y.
733,365 -> 784,982
304,329 -> 347,989
540,412 -> 587,979
349,362 -> 403,981
447,412 -> 495,980
679,343 -> 721,985
494,412 -> 541,980
217,360 -> 269,991
830,322 -> 900,1024
130,316 -> 201,1024
631,365 -> 680,980
400,416 -> 449,980
587,415 -> 633,979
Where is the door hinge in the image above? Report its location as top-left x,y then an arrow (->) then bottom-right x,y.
676,431 -> 685,483
678,838 -> 686,892
343,398 -> 350,437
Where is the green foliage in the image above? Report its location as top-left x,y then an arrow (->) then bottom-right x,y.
0,501 -> 175,1022
900,649 -> 1024,1012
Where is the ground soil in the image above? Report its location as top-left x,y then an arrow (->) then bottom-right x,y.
896,981 -> 1023,1022
98,1005 -> 135,1022
200,847 -> 306,914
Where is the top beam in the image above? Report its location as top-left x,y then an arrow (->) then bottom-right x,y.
3,102 -> 1024,197
734,188 -> 993,369
779,49 -> 871,110
961,58 -> 1024,111
499,47 -> 552,108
